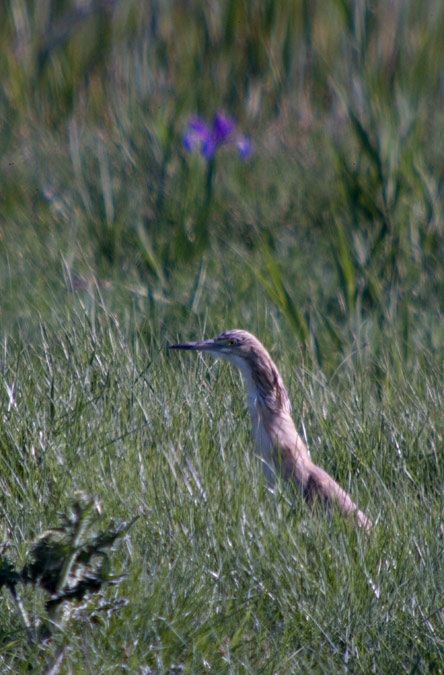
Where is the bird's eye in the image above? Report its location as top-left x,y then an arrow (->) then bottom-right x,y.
226,338 -> 237,346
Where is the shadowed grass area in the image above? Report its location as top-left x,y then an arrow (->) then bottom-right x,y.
1,1 -> 444,671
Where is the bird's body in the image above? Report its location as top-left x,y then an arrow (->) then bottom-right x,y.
170,329 -> 371,530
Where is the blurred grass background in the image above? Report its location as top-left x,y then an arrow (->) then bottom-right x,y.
1,0 -> 444,671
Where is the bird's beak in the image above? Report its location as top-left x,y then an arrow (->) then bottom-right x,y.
169,338 -> 218,352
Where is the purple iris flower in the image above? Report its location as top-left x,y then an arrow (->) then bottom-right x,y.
183,110 -> 251,160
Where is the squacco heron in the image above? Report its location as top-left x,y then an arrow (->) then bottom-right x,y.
170,329 -> 371,530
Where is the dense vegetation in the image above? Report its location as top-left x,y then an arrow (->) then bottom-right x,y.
1,1 -> 443,671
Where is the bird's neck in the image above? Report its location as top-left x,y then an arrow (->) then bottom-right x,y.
232,354 -> 291,419
233,355 -> 297,481
236,361 -> 262,414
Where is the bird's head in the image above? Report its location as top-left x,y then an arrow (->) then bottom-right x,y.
169,329 -> 260,365
170,329 -> 290,413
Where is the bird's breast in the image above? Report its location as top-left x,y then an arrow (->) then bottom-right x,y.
247,395 -> 274,473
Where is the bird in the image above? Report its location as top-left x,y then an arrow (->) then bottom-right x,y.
169,329 -> 371,530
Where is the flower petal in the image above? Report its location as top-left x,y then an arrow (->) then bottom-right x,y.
201,138 -> 216,159
182,131 -> 198,152
183,115 -> 212,154
236,136 -> 251,159
188,115 -> 211,139
213,110 -> 236,143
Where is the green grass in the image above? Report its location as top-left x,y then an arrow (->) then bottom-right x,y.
1,1 -> 444,671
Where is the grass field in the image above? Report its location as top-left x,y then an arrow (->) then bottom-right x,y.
1,1 -> 444,672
